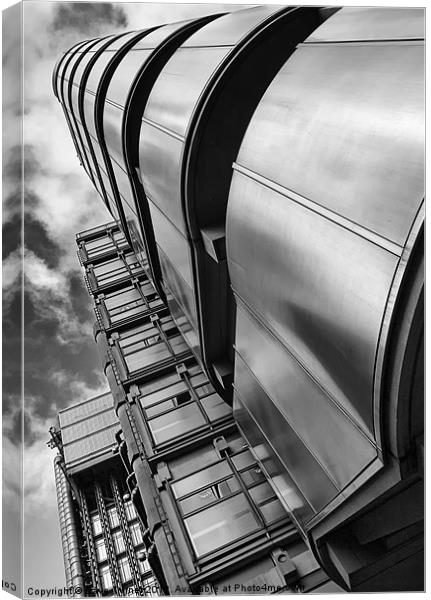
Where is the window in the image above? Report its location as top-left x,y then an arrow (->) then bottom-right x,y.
170,447 -> 287,557
105,287 -> 145,323
113,530 -> 125,554
91,513 -> 102,536
139,368 -> 230,446
100,565 -> 113,591
107,506 -> 120,529
118,557 -> 132,583
92,253 -> 142,287
249,483 -> 287,524
172,461 -> 232,499
137,553 -> 150,574
140,380 -> 188,411
200,394 -> 231,421
184,493 -> 260,557
95,538 -> 107,562
129,522 -> 143,546
124,501 -> 137,521
119,323 -> 168,373
148,403 -> 206,445
83,231 -> 127,259
194,382 -> 213,397
179,477 -> 240,514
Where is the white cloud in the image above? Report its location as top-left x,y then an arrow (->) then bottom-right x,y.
49,368 -> 108,404
24,249 -> 94,346
23,398 -> 59,518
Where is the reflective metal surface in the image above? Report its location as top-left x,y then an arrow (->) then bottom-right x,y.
56,40 -> 97,183
226,6 -> 424,531
94,19 -> 219,294
139,6 -> 325,399
64,36 -> 120,213
306,6 -> 424,42
81,29 -> 153,255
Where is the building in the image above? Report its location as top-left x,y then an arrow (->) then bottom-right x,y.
53,5 -> 424,592
49,391 -> 160,596
64,221 -> 332,595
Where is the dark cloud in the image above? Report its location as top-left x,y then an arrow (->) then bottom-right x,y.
69,271 -> 96,323
50,2 -> 128,37
4,145 -> 42,185
24,214 -> 63,270
2,213 -> 21,258
2,289 -> 21,444
4,398 -> 23,445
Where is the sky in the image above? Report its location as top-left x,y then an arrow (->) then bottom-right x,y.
2,0 -> 256,593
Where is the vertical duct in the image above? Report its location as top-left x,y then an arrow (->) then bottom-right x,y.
54,456 -> 85,595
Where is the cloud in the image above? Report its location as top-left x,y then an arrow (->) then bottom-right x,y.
24,248 -> 93,346
23,398 -> 59,518
49,368 -> 108,404
50,2 -> 127,38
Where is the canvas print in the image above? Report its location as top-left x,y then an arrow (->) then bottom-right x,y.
2,1 -> 424,597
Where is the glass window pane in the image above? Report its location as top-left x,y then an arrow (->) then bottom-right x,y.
130,522 -> 143,546
169,335 -> 188,356
113,530 -> 125,554
94,258 -> 122,276
172,461 -> 232,499
194,383 -> 213,398
232,450 -> 255,471
189,373 -> 207,388
137,554 -> 151,574
201,394 -> 231,422
256,498 -> 287,524
145,399 -> 176,418
124,501 -> 137,521
125,343 -> 169,373
105,287 -> 140,310
184,494 -> 260,556
118,557 -> 132,583
248,482 -> 274,505
107,507 -> 120,529
111,304 -> 143,323
149,404 -> 205,445
168,444 -> 219,481
179,478 -> 240,515
140,380 -> 188,409
95,538 -> 107,562
91,514 -> 102,536
100,565 -> 113,591
240,466 -> 266,487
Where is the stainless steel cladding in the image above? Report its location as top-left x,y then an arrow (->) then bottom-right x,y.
227,6 -> 424,533
139,6 -> 332,401
101,15 -> 220,298
54,5 -> 424,591
54,457 -> 85,595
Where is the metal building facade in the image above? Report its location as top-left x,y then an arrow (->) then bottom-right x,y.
53,5 -> 424,592
66,222 -> 331,595
50,392 -> 159,596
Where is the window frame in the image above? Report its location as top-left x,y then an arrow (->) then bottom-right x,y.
167,446 -> 287,560
137,367 -> 231,449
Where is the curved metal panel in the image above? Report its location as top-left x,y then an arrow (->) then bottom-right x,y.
56,40 -> 97,185
226,6 -> 424,532
101,15 -> 222,300
71,34 -> 126,218
84,29 -> 159,267
235,43 -> 424,247
306,6 -> 424,42
139,6 -> 331,401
